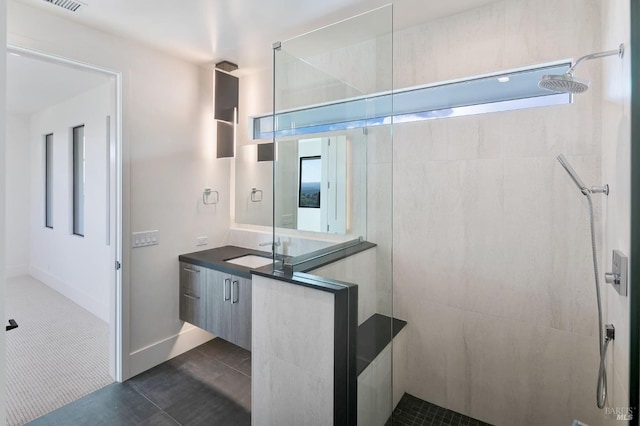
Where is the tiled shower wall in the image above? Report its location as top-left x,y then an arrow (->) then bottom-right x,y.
392,1 -> 609,424
601,0 -> 632,424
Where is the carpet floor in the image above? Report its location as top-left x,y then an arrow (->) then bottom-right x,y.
5,275 -> 114,426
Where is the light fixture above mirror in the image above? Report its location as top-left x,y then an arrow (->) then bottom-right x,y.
214,61 -> 239,158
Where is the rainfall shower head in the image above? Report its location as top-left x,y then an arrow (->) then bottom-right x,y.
556,154 -> 588,193
539,44 -> 624,94
539,74 -> 589,94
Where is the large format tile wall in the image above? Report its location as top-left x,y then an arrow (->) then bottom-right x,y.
311,248 -> 380,325
392,1 -> 608,424
357,327 -> 406,426
252,274 -> 335,425
600,0 -> 632,424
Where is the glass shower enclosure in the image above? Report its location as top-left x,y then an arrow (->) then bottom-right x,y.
269,5 -> 396,425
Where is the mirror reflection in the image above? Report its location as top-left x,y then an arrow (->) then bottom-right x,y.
234,130 -> 367,239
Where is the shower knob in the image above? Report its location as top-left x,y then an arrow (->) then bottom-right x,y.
606,250 -> 628,296
605,272 -> 620,285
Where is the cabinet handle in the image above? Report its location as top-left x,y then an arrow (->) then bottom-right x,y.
183,293 -> 200,300
183,267 -> 200,274
232,280 -> 239,304
224,278 -> 231,301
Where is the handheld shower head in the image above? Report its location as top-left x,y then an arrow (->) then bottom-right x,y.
539,44 -> 624,94
556,154 -> 588,193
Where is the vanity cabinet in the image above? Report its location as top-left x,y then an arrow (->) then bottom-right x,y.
179,263 -> 207,329
208,270 -> 252,351
229,275 -> 252,350
206,269 -> 231,342
179,263 -> 252,351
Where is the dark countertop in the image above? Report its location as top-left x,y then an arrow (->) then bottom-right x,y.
286,240 -> 376,273
179,240 -> 375,292
178,245 -> 274,279
251,240 -> 375,293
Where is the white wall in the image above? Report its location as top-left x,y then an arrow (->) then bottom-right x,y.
601,0 -> 632,423
234,143 -> 273,227
28,83 -> 111,321
233,67 -> 273,229
5,113 -> 30,277
8,0 -> 230,378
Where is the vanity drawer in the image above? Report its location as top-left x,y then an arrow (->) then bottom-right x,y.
179,263 -> 207,328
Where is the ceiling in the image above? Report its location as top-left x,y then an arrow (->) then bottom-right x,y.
12,0 -> 499,72
7,0 -> 497,114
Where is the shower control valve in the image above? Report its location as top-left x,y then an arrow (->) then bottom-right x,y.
605,324 -> 615,341
605,250 -> 628,297
605,272 -> 620,285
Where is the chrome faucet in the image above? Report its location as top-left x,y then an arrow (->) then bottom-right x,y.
259,238 -> 281,251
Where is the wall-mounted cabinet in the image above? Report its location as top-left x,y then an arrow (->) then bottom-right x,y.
179,262 -> 251,351
206,269 -> 251,350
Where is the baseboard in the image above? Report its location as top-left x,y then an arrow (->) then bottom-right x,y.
5,264 -> 28,278
29,265 -> 109,323
128,325 -> 215,378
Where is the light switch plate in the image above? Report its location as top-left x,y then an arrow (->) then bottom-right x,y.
132,230 -> 159,248
196,236 -> 208,246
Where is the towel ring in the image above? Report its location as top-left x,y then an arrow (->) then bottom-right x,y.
251,188 -> 263,202
203,188 -> 219,205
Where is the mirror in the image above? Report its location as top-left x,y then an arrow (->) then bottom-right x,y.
234,5 -> 391,242
234,129 -> 367,239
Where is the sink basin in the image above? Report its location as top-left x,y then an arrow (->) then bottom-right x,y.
225,254 -> 273,268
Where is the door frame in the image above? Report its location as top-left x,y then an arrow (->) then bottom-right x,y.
630,0 -> 639,423
6,44 -> 125,381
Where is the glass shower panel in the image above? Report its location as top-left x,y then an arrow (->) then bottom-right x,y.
272,5 -> 394,425
273,5 -> 393,250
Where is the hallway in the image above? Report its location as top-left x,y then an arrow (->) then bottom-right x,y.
5,275 -> 112,425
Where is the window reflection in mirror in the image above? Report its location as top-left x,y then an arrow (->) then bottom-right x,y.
298,156 -> 321,209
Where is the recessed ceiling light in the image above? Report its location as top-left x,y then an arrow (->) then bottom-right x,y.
498,76 -> 510,83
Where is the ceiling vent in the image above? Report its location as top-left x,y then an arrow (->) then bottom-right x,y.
43,0 -> 85,12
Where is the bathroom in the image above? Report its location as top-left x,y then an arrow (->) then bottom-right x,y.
1,0 -> 636,425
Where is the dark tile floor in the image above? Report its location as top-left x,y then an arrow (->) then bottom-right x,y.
387,394 -> 493,426
27,338 -> 490,426
27,338 -> 251,426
